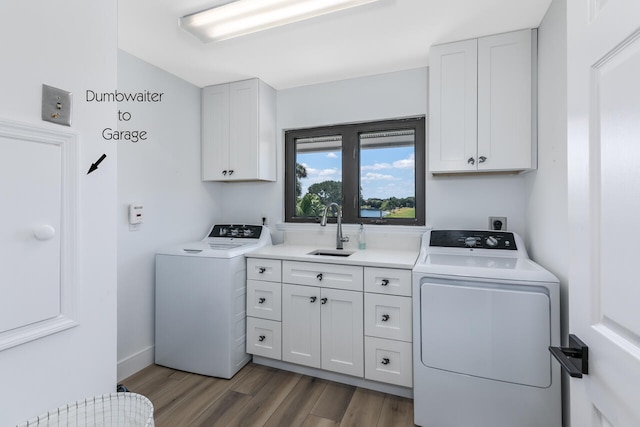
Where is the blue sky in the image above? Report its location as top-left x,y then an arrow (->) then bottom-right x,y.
298,146 -> 415,199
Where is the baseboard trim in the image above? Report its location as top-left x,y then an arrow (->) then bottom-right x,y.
117,345 -> 154,382
253,356 -> 413,399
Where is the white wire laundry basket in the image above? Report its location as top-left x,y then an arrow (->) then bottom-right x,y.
16,393 -> 154,427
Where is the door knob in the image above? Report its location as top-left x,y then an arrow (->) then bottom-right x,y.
34,224 -> 56,241
549,334 -> 589,378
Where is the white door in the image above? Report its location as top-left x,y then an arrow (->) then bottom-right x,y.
567,0 -> 640,425
428,38 -> 478,173
477,29 -> 533,171
201,84 -> 229,180
320,287 -> 363,377
282,284 -> 321,368
228,79 -> 258,181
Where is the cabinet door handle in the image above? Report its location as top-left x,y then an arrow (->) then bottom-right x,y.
321,297 -> 328,304
316,273 -> 323,281
479,156 -> 487,163
310,296 -> 317,303
381,279 -> 389,286
381,314 -> 390,322
467,157 -> 475,165
228,169 -> 234,175
222,170 -> 227,175
258,335 -> 266,342
381,357 -> 390,365
258,297 -> 266,304
258,267 -> 266,274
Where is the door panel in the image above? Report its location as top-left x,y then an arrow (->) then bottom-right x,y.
421,281 -> 551,387
568,0 -> 640,424
0,136 -> 61,333
282,284 -> 320,368
321,288 -> 363,377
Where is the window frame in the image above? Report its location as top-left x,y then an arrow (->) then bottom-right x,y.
284,116 -> 425,226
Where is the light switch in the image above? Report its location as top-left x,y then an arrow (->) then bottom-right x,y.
42,84 -> 72,126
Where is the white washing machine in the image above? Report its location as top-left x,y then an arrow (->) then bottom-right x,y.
412,230 -> 561,427
155,224 -> 271,378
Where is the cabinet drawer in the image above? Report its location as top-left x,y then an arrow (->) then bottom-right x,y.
364,293 -> 412,342
283,261 -> 363,291
364,267 -> 411,296
247,280 -> 281,321
246,317 -> 281,360
364,336 -> 412,388
247,258 -> 282,282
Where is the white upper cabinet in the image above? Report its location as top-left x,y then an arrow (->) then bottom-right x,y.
202,78 -> 276,181
429,29 -> 537,174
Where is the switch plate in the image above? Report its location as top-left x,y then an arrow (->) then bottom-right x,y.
489,216 -> 507,231
42,84 -> 72,126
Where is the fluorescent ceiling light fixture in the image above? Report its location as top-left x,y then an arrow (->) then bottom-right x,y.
180,0 -> 381,43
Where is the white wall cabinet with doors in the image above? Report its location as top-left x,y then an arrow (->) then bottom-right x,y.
281,261 -> 364,377
429,29 -> 537,173
201,78 -> 276,181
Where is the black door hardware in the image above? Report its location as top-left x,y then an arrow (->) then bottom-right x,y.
549,334 -> 589,378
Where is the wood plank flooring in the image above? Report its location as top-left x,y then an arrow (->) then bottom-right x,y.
121,363 -> 415,427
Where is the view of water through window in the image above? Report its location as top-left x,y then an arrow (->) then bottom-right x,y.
294,130 -> 416,220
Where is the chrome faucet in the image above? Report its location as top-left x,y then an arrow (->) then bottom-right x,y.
320,203 -> 349,249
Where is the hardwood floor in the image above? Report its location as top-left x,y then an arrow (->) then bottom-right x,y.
121,363 -> 415,427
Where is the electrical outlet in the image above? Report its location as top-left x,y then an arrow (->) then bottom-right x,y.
489,216 -> 507,231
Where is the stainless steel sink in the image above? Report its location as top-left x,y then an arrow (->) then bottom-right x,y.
308,249 -> 354,257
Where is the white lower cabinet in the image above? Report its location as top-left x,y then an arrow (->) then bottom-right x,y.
282,283 -> 364,377
247,317 -> 281,359
246,258 -> 412,390
363,267 -> 413,387
365,336 -> 413,387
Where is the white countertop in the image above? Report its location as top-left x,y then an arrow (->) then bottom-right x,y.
246,244 -> 419,269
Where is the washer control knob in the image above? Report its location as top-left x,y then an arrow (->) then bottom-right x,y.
486,236 -> 498,247
464,237 -> 477,247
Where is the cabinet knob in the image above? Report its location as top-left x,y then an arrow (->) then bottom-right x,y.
316,273 -> 323,281
381,314 -> 390,322
467,157 -> 475,165
310,296 -> 317,303
258,335 -> 266,342
381,279 -> 389,286
321,297 -> 328,305
258,267 -> 266,274
381,357 -> 390,365
479,156 -> 487,163
222,170 -> 227,175
258,297 -> 266,304
229,170 -> 234,175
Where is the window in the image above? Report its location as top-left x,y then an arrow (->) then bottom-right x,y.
285,117 -> 425,225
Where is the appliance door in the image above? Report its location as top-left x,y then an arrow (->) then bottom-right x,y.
420,277 -> 551,387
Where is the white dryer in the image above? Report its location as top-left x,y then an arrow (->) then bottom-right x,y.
412,230 -> 561,427
155,224 -> 271,379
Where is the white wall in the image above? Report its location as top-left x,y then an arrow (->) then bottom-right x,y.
524,0 -> 569,424
0,1 -> 118,425
218,68 -> 530,240
116,51 -> 222,380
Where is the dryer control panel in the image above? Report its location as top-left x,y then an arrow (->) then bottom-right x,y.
429,230 -> 517,250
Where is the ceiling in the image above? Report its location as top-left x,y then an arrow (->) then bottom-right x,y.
118,0 -> 552,90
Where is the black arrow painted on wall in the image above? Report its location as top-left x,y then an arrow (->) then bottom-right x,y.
87,153 -> 107,175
